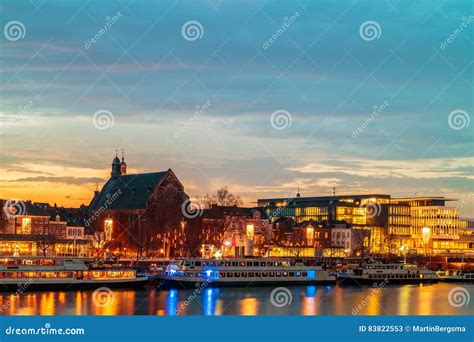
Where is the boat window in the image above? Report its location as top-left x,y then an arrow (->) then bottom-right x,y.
253,262 -> 259,267
289,272 -> 295,277
246,262 -> 252,267
283,272 -> 288,277
227,272 -> 233,277
232,262 -> 238,267
234,272 -> 240,277
195,261 -> 202,267
302,272 -> 307,277
248,272 -> 255,277
296,272 -> 301,277
225,261 -> 231,266
276,272 -> 281,277
270,272 -> 275,277
240,261 -> 246,267
241,272 -> 247,277
263,272 -> 268,277
218,262 -> 224,267
220,273 -> 225,278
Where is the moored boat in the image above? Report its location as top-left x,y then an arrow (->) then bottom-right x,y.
0,257 -> 148,292
337,262 -> 438,285
157,258 -> 336,289
437,269 -> 474,282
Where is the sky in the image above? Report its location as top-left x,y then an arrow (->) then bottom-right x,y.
0,0 -> 473,216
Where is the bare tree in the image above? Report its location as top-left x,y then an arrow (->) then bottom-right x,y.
201,187 -> 243,208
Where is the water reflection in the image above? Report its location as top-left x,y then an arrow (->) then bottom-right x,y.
0,283 -> 472,316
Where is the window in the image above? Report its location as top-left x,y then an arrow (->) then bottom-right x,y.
253,262 -> 259,266
234,272 -> 240,277
232,262 -> 238,267
246,262 -> 252,267
248,272 -> 255,277
21,218 -> 31,234
270,272 -> 275,277
289,272 -> 295,277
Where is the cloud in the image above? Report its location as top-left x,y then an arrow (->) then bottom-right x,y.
7,176 -> 104,185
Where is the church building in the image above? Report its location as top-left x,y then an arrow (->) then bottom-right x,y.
87,151 -> 189,257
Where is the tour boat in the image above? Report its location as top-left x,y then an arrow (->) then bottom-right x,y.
157,258 -> 336,288
0,257 -> 149,292
337,263 -> 438,285
437,269 -> 474,283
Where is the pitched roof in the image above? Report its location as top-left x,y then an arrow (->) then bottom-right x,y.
88,171 -> 169,211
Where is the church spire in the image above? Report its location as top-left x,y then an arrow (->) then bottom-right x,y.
111,150 -> 121,179
120,148 -> 127,175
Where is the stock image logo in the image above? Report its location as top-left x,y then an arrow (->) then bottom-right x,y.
2,199 -> 26,219
4,20 -> 26,41
92,287 -> 115,307
181,21 -> 204,41
359,20 -> 382,41
181,199 -> 203,219
92,110 -> 115,130
448,287 -> 470,308
270,287 -> 292,308
448,109 -> 470,130
270,109 -> 292,130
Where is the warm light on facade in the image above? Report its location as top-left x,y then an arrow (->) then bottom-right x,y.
104,219 -> 113,241
21,218 -> 31,234
422,227 -> 431,244
246,224 -> 254,240
306,226 -> 314,245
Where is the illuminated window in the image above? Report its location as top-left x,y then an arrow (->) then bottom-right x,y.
21,218 -> 31,234
104,219 -> 113,241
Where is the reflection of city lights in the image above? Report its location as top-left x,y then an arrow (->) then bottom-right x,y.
306,226 -> 314,245
224,241 -> 231,247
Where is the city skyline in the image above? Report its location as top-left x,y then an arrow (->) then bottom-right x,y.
1,0 -> 473,216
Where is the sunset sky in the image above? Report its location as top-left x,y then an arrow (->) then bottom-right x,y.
1,0 -> 473,216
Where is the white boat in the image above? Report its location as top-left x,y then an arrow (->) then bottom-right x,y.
0,257 -> 149,292
437,270 -> 474,283
157,258 -> 336,288
337,263 -> 438,285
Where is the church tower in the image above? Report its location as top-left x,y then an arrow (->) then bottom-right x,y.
120,149 -> 127,175
111,149 -> 121,179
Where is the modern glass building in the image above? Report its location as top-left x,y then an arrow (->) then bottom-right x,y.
258,194 -> 469,255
